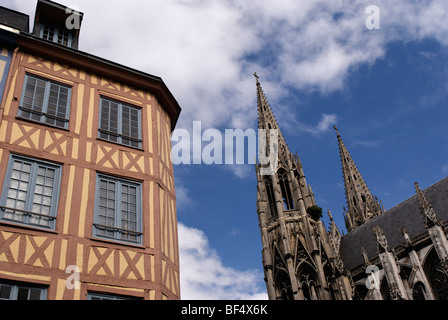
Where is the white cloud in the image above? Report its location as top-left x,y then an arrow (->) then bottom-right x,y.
352,139 -> 381,148
10,0 -> 448,138
294,113 -> 338,136
178,223 -> 268,300
315,114 -> 338,134
175,184 -> 193,210
442,164 -> 448,174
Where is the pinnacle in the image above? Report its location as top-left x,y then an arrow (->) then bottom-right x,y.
336,126 -> 383,232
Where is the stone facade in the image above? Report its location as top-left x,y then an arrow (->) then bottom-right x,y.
255,75 -> 448,300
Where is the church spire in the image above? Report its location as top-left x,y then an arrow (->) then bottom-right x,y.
335,126 -> 383,232
254,75 -> 353,300
255,73 -> 299,172
254,73 -> 288,148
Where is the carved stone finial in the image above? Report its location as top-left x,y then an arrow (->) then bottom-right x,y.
373,226 -> 389,253
415,181 -> 441,228
401,227 -> 413,247
327,209 -> 334,223
361,247 -> 370,265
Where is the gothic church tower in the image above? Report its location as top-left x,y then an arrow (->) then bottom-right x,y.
334,126 -> 384,232
255,74 -> 353,300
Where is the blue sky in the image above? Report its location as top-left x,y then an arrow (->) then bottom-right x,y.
6,0 -> 448,299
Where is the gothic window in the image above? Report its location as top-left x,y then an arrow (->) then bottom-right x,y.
353,196 -> 357,206
278,169 -> 294,210
275,271 -> 294,300
354,284 -> 368,300
299,268 -> 319,300
380,278 -> 392,300
424,248 -> 448,300
264,176 -> 277,220
361,194 -> 366,202
412,282 -> 426,300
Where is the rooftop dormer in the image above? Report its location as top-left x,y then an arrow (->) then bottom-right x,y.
32,0 -> 83,49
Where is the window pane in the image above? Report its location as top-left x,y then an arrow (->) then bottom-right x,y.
21,77 -> 46,119
5,160 -> 30,221
121,104 -> 141,147
42,25 -> 55,41
17,287 -> 29,300
29,288 -> 42,300
32,166 -> 55,221
98,179 -> 116,229
45,83 -> 69,127
0,284 -> 12,300
100,99 -> 118,132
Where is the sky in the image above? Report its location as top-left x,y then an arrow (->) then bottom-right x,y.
4,0 -> 448,300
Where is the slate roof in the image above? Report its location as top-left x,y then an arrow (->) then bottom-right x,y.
339,176 -> 448,271
0,6 -> 30,32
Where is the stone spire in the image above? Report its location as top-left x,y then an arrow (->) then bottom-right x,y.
334,126 -> 383,232
254,74 -> 352,300
254,72 -> 292,169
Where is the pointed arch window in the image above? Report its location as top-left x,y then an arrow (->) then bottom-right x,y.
300,270 -> 319,300
264,176 -> 278,220
424,248 -> 448,300
412,282 -> 426,300
380,278 -> 392,300
275,271 -> 294,300
278,169 -> 294,210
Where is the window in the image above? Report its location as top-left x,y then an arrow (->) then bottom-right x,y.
0,281 -> 47,300
93,174 -> 142,244
87,292 -> 140,300
264,176 -> 277,220
98,97 -> 142,148
19,74 -> 71,129
278,169 -> 294,210
0,155 -> 61,230
41,24 -> 72,47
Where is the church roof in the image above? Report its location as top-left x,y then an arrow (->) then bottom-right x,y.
339,176 -> 448,271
